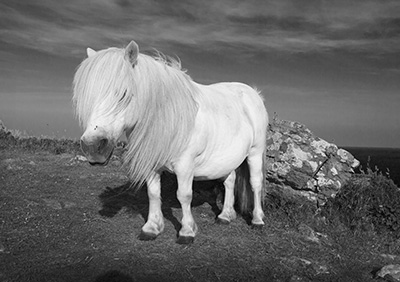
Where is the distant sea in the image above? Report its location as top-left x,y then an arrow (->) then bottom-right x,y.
344,147 -> 400,186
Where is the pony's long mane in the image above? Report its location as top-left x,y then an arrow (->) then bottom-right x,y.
73,47 -> 199,186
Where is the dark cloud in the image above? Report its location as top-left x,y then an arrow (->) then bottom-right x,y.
0,0 -> 399,58
4,2 -> 63,22
362,18 -> 400,40
227,14 -> 321,33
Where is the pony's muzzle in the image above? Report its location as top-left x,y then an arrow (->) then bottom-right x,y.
80,137 -> 114,166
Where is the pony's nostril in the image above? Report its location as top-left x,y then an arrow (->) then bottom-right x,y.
80,139 -> 89,154
98,138 -> 108,153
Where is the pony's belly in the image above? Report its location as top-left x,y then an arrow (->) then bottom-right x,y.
193,147 -> 248,180
191,120 -> 253,180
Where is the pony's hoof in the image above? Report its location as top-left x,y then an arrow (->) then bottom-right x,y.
251,224 -> 264,230
215,217 -> 230,225
138,231 -> 158,241
176,236 -> 194,245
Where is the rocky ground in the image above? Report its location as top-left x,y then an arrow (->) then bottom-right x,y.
2,145 -> 400,282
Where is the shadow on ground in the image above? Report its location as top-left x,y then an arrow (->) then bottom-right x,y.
98,172 -> 224,236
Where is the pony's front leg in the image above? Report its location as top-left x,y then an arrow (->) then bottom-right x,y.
176,170 -> 198,244
138,173 -> 165,241
216,170 -> 237,224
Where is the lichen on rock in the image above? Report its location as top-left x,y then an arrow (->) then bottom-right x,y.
265,118 -> 360,205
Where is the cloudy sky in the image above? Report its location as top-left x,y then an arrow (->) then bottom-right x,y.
0,0 -> 399,147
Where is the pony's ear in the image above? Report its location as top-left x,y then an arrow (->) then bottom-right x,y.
87,48 -> 97,57
125,40 -> 139,66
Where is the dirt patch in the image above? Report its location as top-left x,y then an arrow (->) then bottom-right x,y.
1,148 -> 399,281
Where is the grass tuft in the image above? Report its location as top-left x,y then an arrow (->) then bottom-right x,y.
323,166 -> 400,237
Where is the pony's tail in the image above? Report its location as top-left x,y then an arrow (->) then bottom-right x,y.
234,160 -> 253,215
234,157 -> 266,215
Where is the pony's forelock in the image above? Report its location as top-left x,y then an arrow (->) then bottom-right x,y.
73,48 -> 135,129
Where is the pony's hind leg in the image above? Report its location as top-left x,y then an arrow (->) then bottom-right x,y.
216,171 -> 237,224
247,151 -> 265,227
139,173 -> 165,240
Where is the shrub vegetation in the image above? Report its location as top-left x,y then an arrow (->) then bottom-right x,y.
0,126 -> 80,154
323,167 -> 400,237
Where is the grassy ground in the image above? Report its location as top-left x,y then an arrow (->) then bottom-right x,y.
1,129 -> 400,281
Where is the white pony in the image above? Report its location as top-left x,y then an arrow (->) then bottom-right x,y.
73,41 -> 269,244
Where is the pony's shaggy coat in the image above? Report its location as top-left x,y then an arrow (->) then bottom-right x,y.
73,41 -> 268,242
